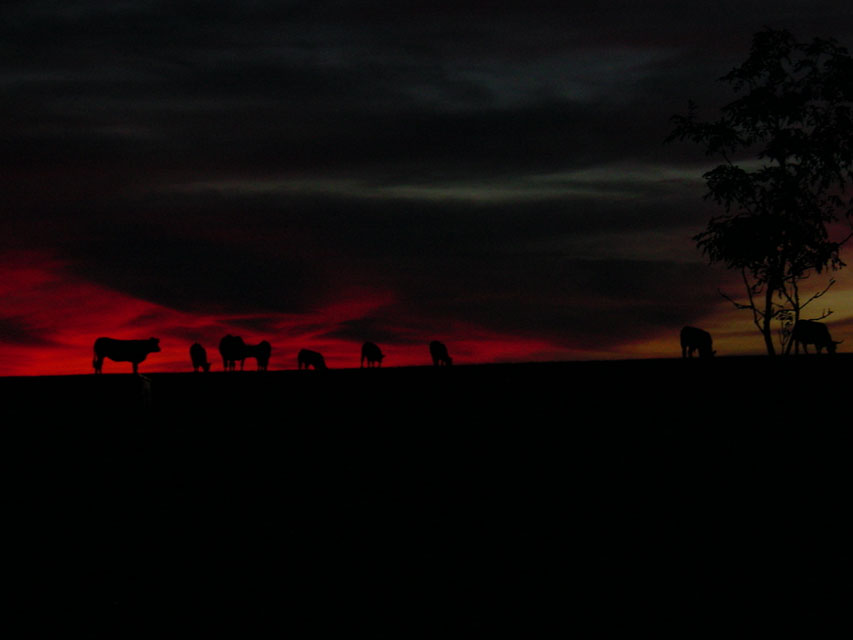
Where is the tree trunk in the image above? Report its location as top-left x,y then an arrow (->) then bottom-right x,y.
763,287 -> 776,356
782,280 -> 801,356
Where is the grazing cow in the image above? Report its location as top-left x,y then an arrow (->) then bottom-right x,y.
243,340 -> 272,371
791,320 -> 841,354
680,326 -> 715,358
361,341 -> 385,368
190,342 -> 211,372
298,349 -> 327,370
429,340 -> 453,366
93,337 -> 161,374
219,335 -> 247,371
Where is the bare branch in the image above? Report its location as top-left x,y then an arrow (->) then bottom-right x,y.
804,309 -> 834,321
718,288 -> 753,310
799,278 -> 836,311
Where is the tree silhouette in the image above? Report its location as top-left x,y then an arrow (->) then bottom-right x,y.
668,29 -> 853,355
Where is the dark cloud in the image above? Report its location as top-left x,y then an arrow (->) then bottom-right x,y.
0,317 -> 57,347
5,2 -> 849,187
62,216 -> 335,315
390,255 -> 723,346
316,254 -> 723,351
322,318 -> 415,346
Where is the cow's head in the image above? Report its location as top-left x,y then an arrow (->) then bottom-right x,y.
828,340 -> 842,354
150,337 -> 161,352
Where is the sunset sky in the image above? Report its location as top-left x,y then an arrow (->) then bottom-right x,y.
3,1 -> 852,375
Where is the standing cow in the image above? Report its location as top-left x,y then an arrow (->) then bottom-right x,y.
93,337 -> 161,374
219,335 -> 247,371
429,340 -> 453,366
243,340 -> 272,371
190,342 -> 211,372
361,342 -> 385,368
680,326 -> 715,358
298,349 -> 327,370
791,320 -> 841,354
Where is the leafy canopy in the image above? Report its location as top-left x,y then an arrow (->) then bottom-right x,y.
668,29 -> 853,354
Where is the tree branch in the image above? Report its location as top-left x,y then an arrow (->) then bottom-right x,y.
799,278 -> 836,311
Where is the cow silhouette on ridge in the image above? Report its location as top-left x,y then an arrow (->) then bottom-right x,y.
219,335 -> 246,371
361,342 -> 385,368
243,340 -> 272,371
429,341 -> 453,366
680,326 -> 715,358
298,349 -> 327,370
190,342 -> 211,372
791,320 -> 841,354
219,335 -> 271,370
93,337 -> 161,374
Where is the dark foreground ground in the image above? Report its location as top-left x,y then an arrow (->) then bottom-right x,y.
5,356 -> 852,637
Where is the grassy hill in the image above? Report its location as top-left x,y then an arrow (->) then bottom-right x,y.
6,356 -> 851,636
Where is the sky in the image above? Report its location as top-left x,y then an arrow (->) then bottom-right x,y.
2,1 -> 853,375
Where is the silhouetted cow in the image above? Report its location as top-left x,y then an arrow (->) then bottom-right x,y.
361,341 -> 385,368
430,340 -> 452,366
298,349 -> 327,370
219,334 -> 247,371
791,320 -> 841,354
93,337 -> 160,374
680,326 -> 715,358
244,340 -> 272,371
190,342 -> 211,372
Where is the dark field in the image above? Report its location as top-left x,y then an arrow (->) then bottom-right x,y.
6,357 -> 852,637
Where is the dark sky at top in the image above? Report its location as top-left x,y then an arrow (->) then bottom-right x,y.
2,2 -> 852,371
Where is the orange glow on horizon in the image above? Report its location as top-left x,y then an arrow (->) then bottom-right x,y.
3,249 -> 853,376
